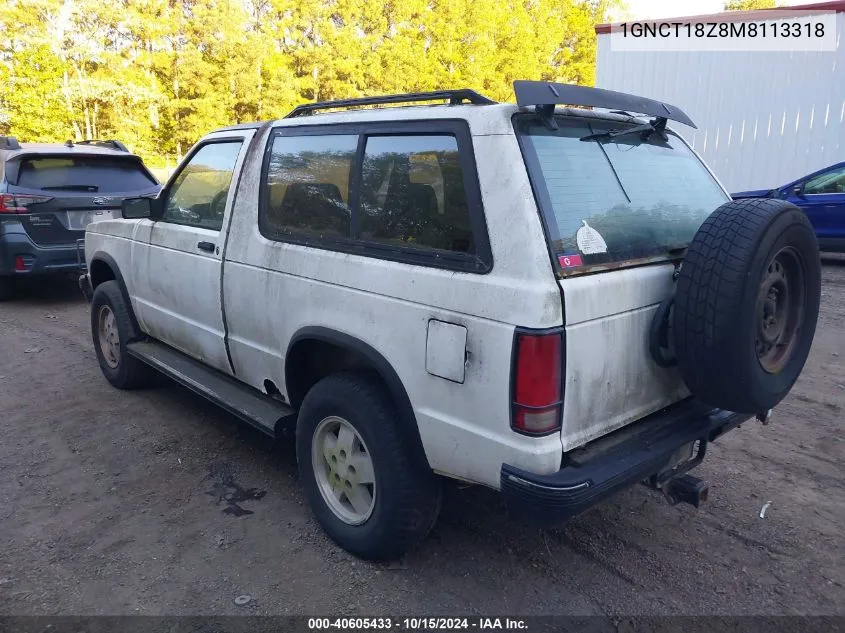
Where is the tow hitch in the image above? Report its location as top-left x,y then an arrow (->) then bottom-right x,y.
662,474 -> 709,508
641,438 -> 711,509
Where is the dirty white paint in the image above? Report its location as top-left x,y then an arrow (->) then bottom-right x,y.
560,265 -> 689,450
90,130 -> 255,373
221,112 -> 564,487
85,103 -> 705,489
596,8 -> 845,192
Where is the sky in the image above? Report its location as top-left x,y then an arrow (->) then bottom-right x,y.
616,0 -> 808,20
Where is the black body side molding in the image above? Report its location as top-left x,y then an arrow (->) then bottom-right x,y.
87,252 -> 141,334
286,327 -> 431,471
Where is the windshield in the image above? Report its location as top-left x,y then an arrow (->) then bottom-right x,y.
516,117 -> 729,273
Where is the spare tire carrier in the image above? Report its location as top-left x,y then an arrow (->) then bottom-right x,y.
755,246 -> 805,374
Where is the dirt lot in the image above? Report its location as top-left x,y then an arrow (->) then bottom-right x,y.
0,260 -> 843,617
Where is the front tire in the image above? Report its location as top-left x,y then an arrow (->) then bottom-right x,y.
296,372 -> 441,561
90,280 -> 152,389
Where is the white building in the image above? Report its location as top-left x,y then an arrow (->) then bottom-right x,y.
595,1 -> 844,192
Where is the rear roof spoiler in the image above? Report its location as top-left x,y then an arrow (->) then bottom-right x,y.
513,80 -> 696,129
68,139 -> 129,152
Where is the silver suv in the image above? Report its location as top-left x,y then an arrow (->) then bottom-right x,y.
0,137 -> 160,300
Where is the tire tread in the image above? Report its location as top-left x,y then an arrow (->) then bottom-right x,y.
91,280 -> 152,390
673,197 -> 819,412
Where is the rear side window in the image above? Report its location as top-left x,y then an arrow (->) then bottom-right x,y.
261,135 -> 357,240
359,135 -> 474,254
15,156 -> 157,192
258,124 -> 490,272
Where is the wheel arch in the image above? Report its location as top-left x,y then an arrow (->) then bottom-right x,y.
88,252 -> 142,334
285,326 -> 430,471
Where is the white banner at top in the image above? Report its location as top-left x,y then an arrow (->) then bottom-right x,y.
608,10 -> 838,52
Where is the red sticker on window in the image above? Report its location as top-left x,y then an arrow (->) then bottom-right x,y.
558,254 -> 583,268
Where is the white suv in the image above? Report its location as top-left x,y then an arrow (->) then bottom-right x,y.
79,81 -> 821,560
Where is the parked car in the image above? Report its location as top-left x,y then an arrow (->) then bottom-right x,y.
733,161 -> 845,252
0,137 -> 160,300
79,82 -> 821,560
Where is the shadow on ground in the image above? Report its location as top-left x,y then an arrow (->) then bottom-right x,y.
3,275 -> 85,305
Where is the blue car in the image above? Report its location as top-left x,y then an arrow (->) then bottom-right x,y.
733,161 -> 845,253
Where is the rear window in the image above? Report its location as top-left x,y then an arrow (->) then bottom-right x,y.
15,156 -> 157,193
517,117 -> 729,273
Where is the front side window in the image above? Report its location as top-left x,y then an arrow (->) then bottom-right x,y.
359,135 -> 474,254
261,134 -> 357,240
517,117 -> 730,272
163,141 -> 243,230
804,166 -> 845,195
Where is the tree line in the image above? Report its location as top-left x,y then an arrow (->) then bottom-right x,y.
1,0 -> 617,168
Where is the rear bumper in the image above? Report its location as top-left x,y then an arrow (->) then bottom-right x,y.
0,231 -> 86,276
500,399 -> 751,526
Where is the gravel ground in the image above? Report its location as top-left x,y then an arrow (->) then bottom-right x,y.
0,259 -> 843,617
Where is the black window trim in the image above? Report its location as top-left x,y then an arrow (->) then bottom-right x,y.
257,119 -> 493,274
158,136 -> 246,231
512,114 -> 565,278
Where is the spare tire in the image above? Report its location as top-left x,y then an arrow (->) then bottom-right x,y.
673,198 -> 820,414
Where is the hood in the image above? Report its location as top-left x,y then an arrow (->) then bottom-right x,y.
731,188 -> 774,199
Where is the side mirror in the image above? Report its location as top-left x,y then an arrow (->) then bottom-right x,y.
122,197 -> 153,219
792,185 -> 804,197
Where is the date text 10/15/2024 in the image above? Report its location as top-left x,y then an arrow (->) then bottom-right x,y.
308,618 -> 529,631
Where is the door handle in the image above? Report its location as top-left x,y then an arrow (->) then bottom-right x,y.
197,241 -> 216,252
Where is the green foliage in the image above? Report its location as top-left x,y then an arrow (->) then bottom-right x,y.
723,0 -> 778,10
0,0 -> 619,166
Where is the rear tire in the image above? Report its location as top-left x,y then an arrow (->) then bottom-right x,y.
296,371 -> 441,561
673,198 -> 821,413
90,280 -> 153,389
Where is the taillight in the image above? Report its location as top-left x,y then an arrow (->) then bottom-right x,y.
511,329 -> 563,435
0,193 -> 53,214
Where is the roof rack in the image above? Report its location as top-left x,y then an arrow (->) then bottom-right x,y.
286,89 -> 496,118
513,80 -> 696,129
0,136 -> 21,150
65,139 -> 129,152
